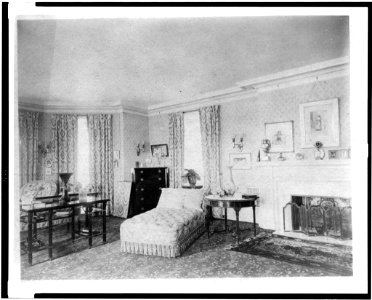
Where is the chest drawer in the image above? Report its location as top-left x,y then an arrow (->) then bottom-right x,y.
128,167 -> 169,218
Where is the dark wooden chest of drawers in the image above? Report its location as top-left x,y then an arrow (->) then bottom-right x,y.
127,167 -> 169,218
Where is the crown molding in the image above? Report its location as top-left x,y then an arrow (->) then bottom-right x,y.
18,102 -> 148,116
148,56 -> 349,116
18,56 -> 349,118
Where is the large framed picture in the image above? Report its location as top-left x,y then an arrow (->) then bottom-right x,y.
299,98 -> 340,148
229,153 -> 251,169
265,121 -> 294,153
151,144 -> 169,157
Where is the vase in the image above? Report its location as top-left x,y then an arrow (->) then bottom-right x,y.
58,172 -> 73,205
223,166 -> 236,196
314,147 -> 325,160
188,176 -> 197,188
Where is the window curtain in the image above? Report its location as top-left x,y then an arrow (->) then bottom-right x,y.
19,111 -> 39,187
199,105 -> 221,195
168,112 -> 184,188
88,114 -> 114,214
51,114 -> 78,186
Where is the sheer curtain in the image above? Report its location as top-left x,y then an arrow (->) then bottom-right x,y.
19,111 -> 39,187
51,114 -> 78,187
168,112 -> 184,188
87,114 -> 114,214
199,105 -> 221,195
76,116 -> 90,189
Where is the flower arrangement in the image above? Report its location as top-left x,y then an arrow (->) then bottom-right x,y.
314,141 -> 323,149
182,169 -> 201,187
182,169 -> 201,180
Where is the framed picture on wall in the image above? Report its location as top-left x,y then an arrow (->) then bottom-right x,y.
229,153 -> 252,169
265,121 -> 294,153
151,144 -> 169,157
299,98 -> 340,148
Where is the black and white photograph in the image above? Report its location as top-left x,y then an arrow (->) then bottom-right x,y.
6,3 -> 369,298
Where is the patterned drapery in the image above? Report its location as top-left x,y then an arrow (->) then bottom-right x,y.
88,114 -> 114,214
51,114 -> 78,185
19,111 -> 39,187
113,181 -> 132,218
168,112 -> 184,188
199,105 -> 221,195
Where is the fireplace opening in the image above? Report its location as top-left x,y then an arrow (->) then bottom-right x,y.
283,195 -> 352,239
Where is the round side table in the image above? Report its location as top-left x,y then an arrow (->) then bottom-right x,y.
204,194 -> 258,244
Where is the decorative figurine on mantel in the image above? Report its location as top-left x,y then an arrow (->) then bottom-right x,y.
295,153 -> 305,160
277,152 -> 286,161
261,139 -> 271,161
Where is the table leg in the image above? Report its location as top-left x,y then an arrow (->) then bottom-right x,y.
206,206 -> 211,238
33,213 -> 37,239
253,205 -> 256,236
48,209 -> 53,260
234,207 -> 241,244
27,211 -> 33,265
71,207 -> 75,241
85,207 -> 89,228
224,207 -> 228,232
88,206 -> 93,248
102,202 -> 107,244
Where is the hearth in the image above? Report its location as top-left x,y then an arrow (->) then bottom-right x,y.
283,195 -> 352,239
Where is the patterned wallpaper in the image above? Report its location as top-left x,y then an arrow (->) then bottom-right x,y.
112,112 -> 150,216
149,113 -> 169,146
148,75 -> 350,185
220,76 -> 350,172
121,112 -> 150,181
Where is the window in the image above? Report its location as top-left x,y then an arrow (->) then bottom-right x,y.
76,116 -> 90,188
183,111 -> 204,186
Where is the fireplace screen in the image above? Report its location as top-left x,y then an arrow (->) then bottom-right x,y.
283,196 -> 352,239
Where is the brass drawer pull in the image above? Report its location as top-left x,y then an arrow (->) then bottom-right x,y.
158,178 -> 162,181
140,178 -> 144,181
141,188 -> 144,191
140,170 -> 143,174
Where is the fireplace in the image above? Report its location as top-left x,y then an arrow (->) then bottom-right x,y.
283,195 -> 352,239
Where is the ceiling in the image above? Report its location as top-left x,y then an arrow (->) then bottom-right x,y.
17,16 -> 349,110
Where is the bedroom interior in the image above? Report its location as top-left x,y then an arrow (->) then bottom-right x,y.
10,7 -> 368,295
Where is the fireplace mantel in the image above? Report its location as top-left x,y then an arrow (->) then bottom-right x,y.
230,158 -> 351,231
250,159 -> 351,168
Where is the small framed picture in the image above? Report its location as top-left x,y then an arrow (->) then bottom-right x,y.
45,159 -> 52,168
229,153 -> 252,169
299,98 -> 340,148
265,121 -> 294,153
151,144 -> 169,157
329,149 -> 351,159
328,150 -> 338,159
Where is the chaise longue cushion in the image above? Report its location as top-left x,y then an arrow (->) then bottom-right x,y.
120,188 -> 206,257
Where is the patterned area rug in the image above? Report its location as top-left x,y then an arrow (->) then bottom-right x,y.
230,234 -> 353,276
21,219 -> 353,279
20,216 -> 123,268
